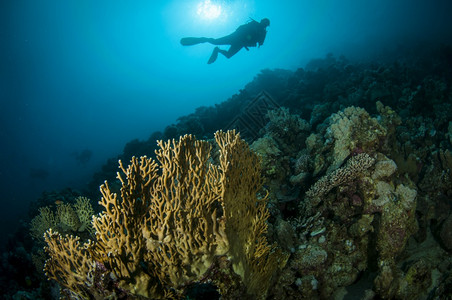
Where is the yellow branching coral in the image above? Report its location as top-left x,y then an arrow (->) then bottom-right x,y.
216,130 -> 287,298
140,135 -> 228,291
44,229 -> 96,299
92,155 -> 161,297
44,130 -> 286,299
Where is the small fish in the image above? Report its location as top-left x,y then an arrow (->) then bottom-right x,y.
55,200 -> 63,205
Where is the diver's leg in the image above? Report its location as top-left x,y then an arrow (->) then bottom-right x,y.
208,34 -> 235,45
207,44 -> 242,64
207,45 -> 243,64
180,37 -> 213,46
218,44 -> 242,59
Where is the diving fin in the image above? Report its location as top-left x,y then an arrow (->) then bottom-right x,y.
180,37 -> 210,46
208,47 -> 219,64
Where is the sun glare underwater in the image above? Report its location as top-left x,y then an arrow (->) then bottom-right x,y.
197,0 -> 223,21
1,0 -> 452,299
191,0 -> 253,25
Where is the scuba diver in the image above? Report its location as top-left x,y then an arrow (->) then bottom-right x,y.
180,18 -> 270,64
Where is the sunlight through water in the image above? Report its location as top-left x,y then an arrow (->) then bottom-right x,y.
197,0 -> 223,20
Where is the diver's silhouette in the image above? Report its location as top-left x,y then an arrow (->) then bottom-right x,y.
180,18 -> 270,64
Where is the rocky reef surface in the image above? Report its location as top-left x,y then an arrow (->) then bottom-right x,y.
1,43 -> 452,299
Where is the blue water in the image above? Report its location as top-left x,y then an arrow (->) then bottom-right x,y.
1,0 -> 451,243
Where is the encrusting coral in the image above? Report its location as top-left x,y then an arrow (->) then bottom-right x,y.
305,152 -> 376,200
322,106 -> 386,172
43,130 -> 287,299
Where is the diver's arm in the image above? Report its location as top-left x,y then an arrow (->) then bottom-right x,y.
258,31 -> 267,47
256,24 -> 267,47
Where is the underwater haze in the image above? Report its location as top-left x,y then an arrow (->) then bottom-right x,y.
1,0 -> 452,252
2,0 -> 452,298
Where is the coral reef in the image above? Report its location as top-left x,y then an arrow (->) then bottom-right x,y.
4,44 -> 452,299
